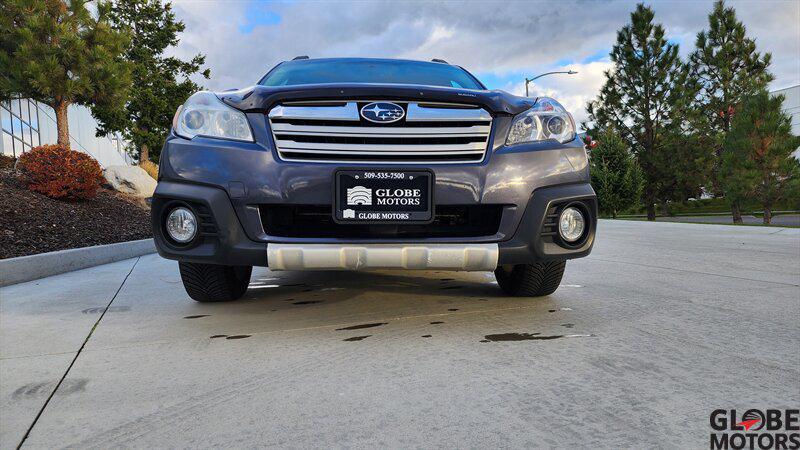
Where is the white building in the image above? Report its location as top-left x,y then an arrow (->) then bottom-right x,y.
0,99 -> 133,167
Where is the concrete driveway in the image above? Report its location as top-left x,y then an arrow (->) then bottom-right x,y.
1,220 -> 798,448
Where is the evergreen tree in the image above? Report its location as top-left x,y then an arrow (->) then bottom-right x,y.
721,91 -> 800,224
586,4 -> 695,221
93,0 -> 210,164
688,0 -> 772,222
0,0 -> 131,148
589,129 -> 644,218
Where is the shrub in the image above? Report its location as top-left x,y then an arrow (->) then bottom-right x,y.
17,145 -> 104,200
140,159 -> 159,180
589,129 -> 643,218
0,154 -> 16,170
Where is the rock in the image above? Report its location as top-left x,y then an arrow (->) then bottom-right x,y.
103,165 -> 157,198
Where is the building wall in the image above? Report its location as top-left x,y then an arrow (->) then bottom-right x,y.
0,99 -> 133,167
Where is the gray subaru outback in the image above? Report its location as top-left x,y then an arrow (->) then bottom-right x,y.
152,57 -> 597,302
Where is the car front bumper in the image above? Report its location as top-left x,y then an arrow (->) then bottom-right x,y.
151,132 -> 597,268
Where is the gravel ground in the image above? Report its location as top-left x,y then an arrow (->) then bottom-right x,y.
0,169 -> 152,259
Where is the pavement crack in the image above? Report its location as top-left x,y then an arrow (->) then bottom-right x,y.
16,257 -> 141,450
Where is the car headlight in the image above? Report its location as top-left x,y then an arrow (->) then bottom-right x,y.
173,91 -> 253,142
506,97 -> 576,145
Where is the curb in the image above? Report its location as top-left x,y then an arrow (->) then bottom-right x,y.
0,239 -> 156,287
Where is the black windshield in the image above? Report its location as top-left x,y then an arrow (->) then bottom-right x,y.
258,59 -> 485,90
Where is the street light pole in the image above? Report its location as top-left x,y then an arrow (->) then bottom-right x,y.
525,70 -> 578,97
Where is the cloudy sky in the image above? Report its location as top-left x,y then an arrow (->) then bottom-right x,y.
169,0 -> 799,128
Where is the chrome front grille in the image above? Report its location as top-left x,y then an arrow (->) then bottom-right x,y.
267,101 -> 492,163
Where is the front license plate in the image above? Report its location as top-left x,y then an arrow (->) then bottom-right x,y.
334,169 -> 433,223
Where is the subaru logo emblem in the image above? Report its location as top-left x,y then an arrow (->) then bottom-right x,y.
360,102 -> 405,123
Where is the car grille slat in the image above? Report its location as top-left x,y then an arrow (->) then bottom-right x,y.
267,101 -> 492,164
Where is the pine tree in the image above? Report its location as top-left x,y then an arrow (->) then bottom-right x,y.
93,0 -> 210,164
721,91 -> 800,224
589,129 -> 644,218
586,4 -> 695,221
688,0 -> 772,222
0,0 -> 131,148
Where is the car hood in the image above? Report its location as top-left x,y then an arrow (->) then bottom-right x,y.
218,83 -> 536,116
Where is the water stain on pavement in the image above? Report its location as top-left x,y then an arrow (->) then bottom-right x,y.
183,314 -> 210,319
336,322 -> 387,331
430,321 -> 444,325
448,308 -> 459,311
12,378 -> 89,399
210,335 -> 227,339
81,306 -> 130,314
225,335 -> 251,340
484,333 -> 560,341
343,335 -> 371,342
292,300 -> 322,305
483,332 -> 595,342
421,335 -> 432,338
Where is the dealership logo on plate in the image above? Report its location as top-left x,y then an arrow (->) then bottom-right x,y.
360,102 -> 405,123
347,186 -> 372,205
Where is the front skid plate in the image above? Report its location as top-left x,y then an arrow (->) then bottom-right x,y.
267,243 -> 499,271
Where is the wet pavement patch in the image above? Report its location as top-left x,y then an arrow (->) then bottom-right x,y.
210,335 -> 227,339
183,314 -> 210,319
447,308 -> 459,311
292,300 -> 322,305
421,335 -> 432,338
336,322 -> 387,331
343,335 -> 371,342
430,321 -> 444,325
483,332 -> 595,342
484,333 -> 563,342
225,335 -> 251,340
81,306 -> 130,314
12,378 -> 88,399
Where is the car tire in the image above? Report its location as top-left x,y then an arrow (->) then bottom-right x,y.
178,262 -> 252,302
494,261 -> 566,297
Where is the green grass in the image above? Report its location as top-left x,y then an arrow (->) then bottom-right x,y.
615,217 -> 799,228
618,197 -> 800,216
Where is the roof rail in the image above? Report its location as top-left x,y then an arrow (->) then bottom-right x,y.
292,55 -> 310,60
431,58 -> 448,64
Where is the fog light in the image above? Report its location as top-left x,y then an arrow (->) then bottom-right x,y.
166,207 -> 197,243
558,206 -> 585,243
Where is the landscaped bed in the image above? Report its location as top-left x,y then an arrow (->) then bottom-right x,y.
0,168 -> 152,259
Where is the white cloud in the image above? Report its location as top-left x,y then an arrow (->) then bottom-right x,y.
169,0 -> 799,126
